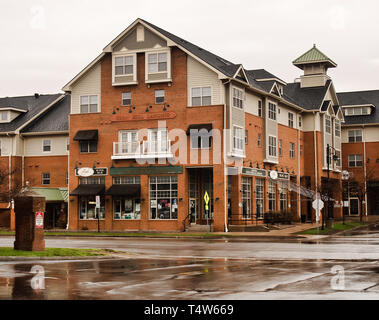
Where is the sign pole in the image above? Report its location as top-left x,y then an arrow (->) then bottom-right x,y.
96,195 -> 100,233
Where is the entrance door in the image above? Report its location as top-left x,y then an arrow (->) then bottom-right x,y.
189,199 -> 197,223
350,198 -> 359,215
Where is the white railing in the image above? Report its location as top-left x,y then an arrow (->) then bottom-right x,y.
113,140 -> 172,159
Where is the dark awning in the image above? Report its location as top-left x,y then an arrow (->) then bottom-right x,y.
70,184 -> 105,196
106,184 -> 140,197
73,130 -> 98,141
186,123 -> 212,135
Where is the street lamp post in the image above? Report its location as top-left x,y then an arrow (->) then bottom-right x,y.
326,144 -> 339,227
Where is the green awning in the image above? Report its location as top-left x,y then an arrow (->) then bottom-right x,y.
31,188 -> 68,202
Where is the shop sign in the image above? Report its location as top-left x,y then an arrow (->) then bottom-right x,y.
242,167 -> 267,177
76,167 -> 108,177
277,172 -> 289,180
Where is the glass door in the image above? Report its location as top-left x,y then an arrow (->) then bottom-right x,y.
349,198 -> 359,215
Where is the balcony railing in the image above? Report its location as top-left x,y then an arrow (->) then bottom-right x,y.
112,140 -> 173,159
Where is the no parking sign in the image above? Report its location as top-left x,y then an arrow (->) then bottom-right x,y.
35,212 -> 44,229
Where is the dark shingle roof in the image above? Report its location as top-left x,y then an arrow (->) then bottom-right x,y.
337,90 -> 379,125
321,100 -> 331,111
246,69 -> 286,84
0,94 -> 63,133
283,80 -> 331,110
21,95 -> 70,133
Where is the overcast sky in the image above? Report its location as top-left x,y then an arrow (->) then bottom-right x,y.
1,0 -> 378,97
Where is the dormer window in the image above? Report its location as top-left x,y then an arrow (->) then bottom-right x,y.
145,49 -> 171,84
344,106 -> 372,116
113,53 -> 137,86
115,56 -> 134,76
0,111 -> 8,122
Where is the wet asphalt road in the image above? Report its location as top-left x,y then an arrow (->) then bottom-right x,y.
1,225 -> 379,300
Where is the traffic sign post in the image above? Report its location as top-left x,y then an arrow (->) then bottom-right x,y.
204,191 -> 211,232
96,195 -> 101,233
312,197 -> 324,231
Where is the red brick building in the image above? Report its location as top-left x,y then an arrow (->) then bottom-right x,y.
338,91 -> 379,216
0,94 -> 69,229
62,19 -> 351,232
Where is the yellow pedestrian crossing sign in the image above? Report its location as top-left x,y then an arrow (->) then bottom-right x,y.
204,191 -> 210,211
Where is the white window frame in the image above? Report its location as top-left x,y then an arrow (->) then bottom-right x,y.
0,111 -> 8,122
258,100 -> 262,117
289,142 -> 295,159
191,87 -> 212,106
299,115 -> 302,128
335,149 -> 341,168
145,49 -> 172,83
268,136 -> 277,157
155,90 -> 165,104
42,139 -> 51,153
335,119 -> 341,137
268,102 -> 277,121
232,87 -> 244,109
258,133 -> 262,148
242,177 -> 251,219
348,154 -> 363,167
288,112 -> 294,128
232,125 -> 244,152
42,172 -> 50,185
325,115 -> 331,134
348,130 -> 362,143
122,92 -> 131,106
112,53 -> 137,85
279,139 -> 282,156
0,140 -> 2,156
79,140 -> 98,153
80,95 -> 100,114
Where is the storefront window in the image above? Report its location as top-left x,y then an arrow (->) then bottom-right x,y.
242,177 -> 251,219
79,196 -> 105,220
268,180 -> 276,211
112,176 -> 141,220
114,198 -> 141,220
256,179 -> 264,219
150,176 -> 178,220
279,181 -> 288,212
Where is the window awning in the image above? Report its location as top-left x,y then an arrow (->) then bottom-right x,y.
31,188 -> 68,202
73,130 -> 98,141
186,124 -> 212,135
70,184 -> 105,196
106,184 -> 140,197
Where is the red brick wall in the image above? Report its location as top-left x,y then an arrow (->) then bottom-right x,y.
24,156 -> 68,188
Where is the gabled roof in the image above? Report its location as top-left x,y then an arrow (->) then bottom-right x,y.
63,18 -> 248,91
321,100 -> 331,112
21,95 -> 70,133
283,80 -> 332,111
293,44 -> 337,69
0,94 -> 64,133
337,90 -> 379,125
246,69 -> 286,85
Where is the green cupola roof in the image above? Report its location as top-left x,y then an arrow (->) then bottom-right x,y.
293,44 -> 337,69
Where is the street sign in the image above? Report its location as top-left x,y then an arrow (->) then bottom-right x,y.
96,195 -> 101,209
35,212 -> 44,229
312,199 -> 324,223
204,191 -> 210,211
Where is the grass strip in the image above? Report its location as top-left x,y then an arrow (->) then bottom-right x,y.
299,221 -> 365,235
0,247 -> 110,257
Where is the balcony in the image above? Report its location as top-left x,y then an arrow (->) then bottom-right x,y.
112,140 -> 173,160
